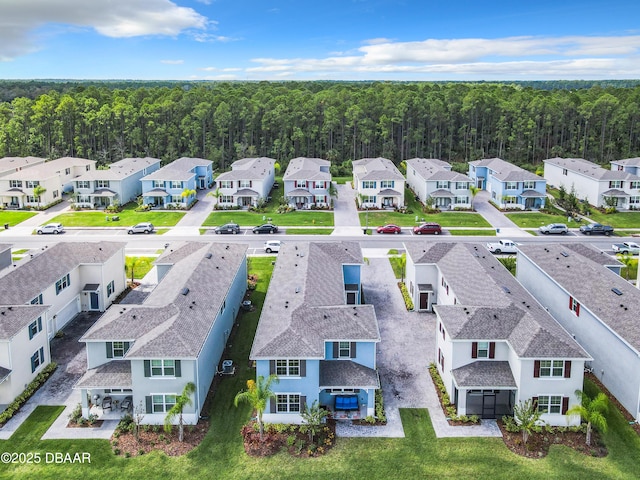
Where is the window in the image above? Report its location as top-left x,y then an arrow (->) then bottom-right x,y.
315,195 -> 326,203
569,296 -> 580,316
239,180 -> 252,188
562,169 -> 568,176
28,317 -> 43,339
220,195 -> 233,203
436,181 -> 450,189
55,273 -> 71,295
380,180 -> 394,189
9,180 -> 22,188
30,294 -> 43,305
609,180 -> 622,189
65,168 -> 71,175
96,180 -> 110,188
438,348 -> 444,370
53,190 -> 59,199
219,180 -> 233,189
31,347 -> 45,373
523,181 -> 536,189
219,299 -> 226,316
77,195 -> 91,203
455,182 -> 468,190
314,181 -> 326,189
170,181 -> 183,189
539,360 -> 565,377
503,196 -> 517,204
107,280 -> 115,297
276,394 -> 300,413
630,196 -> 640,205
338,341 -> 351,358
476,342 -> 489,358
152,180 -> 165,188
362,195 -> 376,203
86,165 -> 91,171
112,341 -> 127,358
276,360 -> 300,376
105,388 -> 132,393
151,359 -> 176,376
26,196 -> 39,203
152,394 -> 177,413
455,196 -> 469,204
76,180 -> 90,189
617,165 -> 624,171
537,395 -> 562,414
294,180 -> 307,188
631,181 -> 640,190
362,181 -> 376,189
505,182 -> 518,190
171,195 -> 182,203
26,180 -> 40,188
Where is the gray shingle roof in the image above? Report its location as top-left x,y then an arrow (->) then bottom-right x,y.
0,156 -> 46,174
352,158 -> 405,181
612,158 -> 640,167
470,158 -> 541,182
544,157 -> 640,181
452,361 -> 517,388
82,242 -> 247,359
74,360 -> 132,389
406,158 -> 471,182
518,243 -> 640,353
283,157 -> 331,181
409,242 -> 588,359
216,157 -> 275,181
319,360 -> 380,388
74,157 -> 160,181
250,242 -> 380,359
0,366 -> 11,382
0,242 -> 126,305
0,304 -> 49,340
3,157 -> 95,180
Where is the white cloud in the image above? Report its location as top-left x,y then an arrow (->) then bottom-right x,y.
245,35 -> 640,79
193,33 -> 238,43
0,0 -> 209,60
161,59 -> 184,64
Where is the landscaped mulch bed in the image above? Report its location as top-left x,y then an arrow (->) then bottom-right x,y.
112,420 -> 209,457
241,419 -> 336,457
67,420 -> 104,428
497,419 -> 607,459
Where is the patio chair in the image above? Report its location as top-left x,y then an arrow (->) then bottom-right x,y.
102,396 -> 113,411
121,395 -> 132,412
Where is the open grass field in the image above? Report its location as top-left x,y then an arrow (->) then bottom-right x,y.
285,228 -> 334,235
0,210 -> 37,227
587,210 -> 640,229
2,257 -> 640,479
203,210 -> 334,227
47,203 -> 185,227
361,211 -> 491,227
505,212 -> 572,228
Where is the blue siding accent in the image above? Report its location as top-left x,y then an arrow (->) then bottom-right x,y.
342,264 -> 361,286
323,341 -> 376,368
258,359 -> 321,413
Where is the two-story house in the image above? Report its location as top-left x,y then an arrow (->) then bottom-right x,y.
352,157 -> 405,209
283,157 -> 331,209
214,157 -> 275,208
72,157 -> 161,208
544,157 -> 640,209
140,157 -> 213,208
0,157 -> 95,209
517,243 -> 640,422
404,242 -> 589,425
468,158 -> 546,210
250,242 -> 380,423
0,242 -> 126,340
76,242 -> 247,423
0,156 -> 46,178
611,157 -> 640,176
405,158 -> 472,209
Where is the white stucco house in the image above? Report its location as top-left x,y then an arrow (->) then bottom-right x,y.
544,157 -> 640,209
405,158 -> 472,209
352,157 -> 405,209
517,243 -> 640,422
214,157 -> 276,208
283,157 -> 332,209
76,242 -> 248,424
404,242 -> 589,425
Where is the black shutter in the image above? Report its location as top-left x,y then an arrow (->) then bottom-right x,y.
333,342 -> 339,358
471,342 -> 478,359
145,396 -> 152,414
532,396 -> 538,410
533,360 -> 540,378
37,317 -> 42,332
123,342 -> 130,354
270,398 -> 276,413
144,360 -> 151,377
270,360 -> 276,375
175,360 -> 181,377
350,342 -> 356,358
106,342 -> 113,359
300,395 -> 307,411
300,360 -> 306,377
564,361 -> 571,378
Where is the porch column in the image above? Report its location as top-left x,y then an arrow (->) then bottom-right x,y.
457,388 -> 467,416
367,389 -> 375,417
81,388 -> 90,417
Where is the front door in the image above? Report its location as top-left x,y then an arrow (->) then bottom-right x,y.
346,292 -> 356,304
419,292 -> 429,310
482,391 -> 496,418
90,292 -> 99,310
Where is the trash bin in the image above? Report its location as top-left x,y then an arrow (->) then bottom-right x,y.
3,223 -> 8,230
496,228 -> 500,234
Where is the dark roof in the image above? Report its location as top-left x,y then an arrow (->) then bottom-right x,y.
0,366 -> 12,383
452,361 -> 517,388
520,189 -> 546,197
74,360 -> 132,389
319,360 -> 380,388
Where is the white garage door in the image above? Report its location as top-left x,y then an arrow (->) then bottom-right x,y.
55,296 -> 80,331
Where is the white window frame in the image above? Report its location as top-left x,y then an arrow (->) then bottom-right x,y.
31,347 -> 45,373
9,180 -> 22,188
26,180 -> 40,188
55,273 -> 70,295
338,341 -> 351,358
314,181 -> 326,189
609,180 -> 622,189
436,181 -> 450,189
76,180 -> 90,189
26,195 -> 39,203
152,393 -> 177,413
523,181 -> 536,189
31,294 -> 43,305
112,341 -> 127,358
362,181 -> 376,189
476,341 -> 489,358
630,196 -> 640,204
239,180 -> 251,188
275,359 -> 300,376
380,180 -> 394,189
151,359 -> 176,377
276,393 -> 301,413
455,196 -> 469,204
219,180 -> 233,189
107,280 -> 115,297
631,181 -> 640,190
220,195 -> 233,203
505,181 -> 518,190
570,297 -> 580,315
455,182 -> 468,190
152,180 -> 165,188
170,181 -> 183,189
503,196 -> 517,204
539,360 -> 565,378
538,395 -> 562,414
96,180 -> 110,188
28,317 -> 42,339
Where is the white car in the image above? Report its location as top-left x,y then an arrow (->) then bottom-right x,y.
36,223 -> 64,234
128,222 -> 155,234
264,240 -> 281,253
486,239 -> 518,254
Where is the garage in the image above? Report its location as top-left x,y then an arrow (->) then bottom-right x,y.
55,296 -> 81,332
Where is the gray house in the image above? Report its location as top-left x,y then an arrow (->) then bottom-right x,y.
517,243 -> 640,422
76,242 -> 247,423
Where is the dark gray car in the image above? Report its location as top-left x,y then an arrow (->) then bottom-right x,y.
214,223 -> 240,234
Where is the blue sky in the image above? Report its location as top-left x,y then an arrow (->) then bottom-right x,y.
1,0 -> 639,80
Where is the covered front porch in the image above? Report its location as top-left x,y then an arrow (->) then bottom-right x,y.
601,189 -> 629,209
318,360 -> 379,420
234,188 -> 259,207
378,188 -> 403,208
452,361 -> 516,419
75,360 -> 133,420
286,188 -> 313,209
0,188 -> 26,208
429,190 -> 455,210
143,189 -> 170,208
520,190 -> 546,210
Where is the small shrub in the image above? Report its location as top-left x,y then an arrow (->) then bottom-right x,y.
113,448 -> 121,455
125,452 -> 131,458
397,282 -> 414,310
286,435 -> 296,447
138,449 -> 145,456
68,403 -> 83,424
469,415 -> 480,424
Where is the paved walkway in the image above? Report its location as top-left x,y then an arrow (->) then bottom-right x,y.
165,188 -> 215,236
337,254 -> 502,439
332,182 -> 363,236
473,190 -> 527,238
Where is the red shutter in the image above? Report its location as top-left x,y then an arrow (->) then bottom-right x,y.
534,360 -> 541,378
569,296 -> 573,310
576,303 -> 580,316
562,397 -> 569,414
532,396 -> 538,410
471,342 -> 478,359
489,342 -> 496,359
564,360 -> 572,378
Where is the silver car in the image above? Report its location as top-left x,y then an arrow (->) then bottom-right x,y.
128,222 -> 155,234
538,223 -> 568,235
36,223 -> 64,234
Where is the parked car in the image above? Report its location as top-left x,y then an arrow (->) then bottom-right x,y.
214,223 -> 240,234
413,223 -> 442,235
36,223 -> 64,235
538,223 -> 569,235
377,224 -> 402,234
128,222 -> 155,234
612,242 -> 640,255
579,223 -> 614,236
486,239 -> 518,254
264,240 -> 281,253
253,223 -> 278,234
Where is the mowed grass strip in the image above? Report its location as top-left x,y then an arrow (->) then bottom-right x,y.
0,211 -> 38,226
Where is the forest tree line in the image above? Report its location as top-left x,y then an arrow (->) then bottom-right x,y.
1,81 -> 640,172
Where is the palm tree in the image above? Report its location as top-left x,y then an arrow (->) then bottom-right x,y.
125,256 -> 142,284
513,398 -> 542,445
181,188 -> 197,206
33,184 -> 47,209
164,382 -> 196,442
234,374 -> 279,439
300,400 -> 328,443
207,187 -> 222,205
566,389 -> 609,446
398,253 -> 407,283
616,253 -> 635,281
469,185 -> 480,210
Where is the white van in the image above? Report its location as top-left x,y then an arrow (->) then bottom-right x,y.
264,240 -> 281,253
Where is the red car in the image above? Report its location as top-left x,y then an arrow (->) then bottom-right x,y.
413,223 -> 442,235
377,224 -> 402,234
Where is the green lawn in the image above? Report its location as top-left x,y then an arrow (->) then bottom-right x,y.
47,203 -> 185,227
587,210 -> 640,229
3,257 -> 640,479
204,210 -> 334,227
285,228 -> 334,235
125,257 -> 156,281
448,229 -> 497,236
361,211 -> 490,227
388,255 -> 405,279
505,212 -> 570,228
332,176 -> 352,185
0,211 -> 38,226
